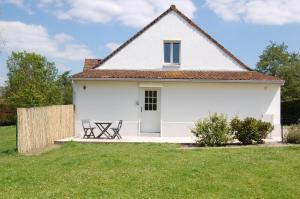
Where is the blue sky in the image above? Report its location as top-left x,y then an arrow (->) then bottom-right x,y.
1,0 -> 300,85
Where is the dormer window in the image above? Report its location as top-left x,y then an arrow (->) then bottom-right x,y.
164,41 -> 180,65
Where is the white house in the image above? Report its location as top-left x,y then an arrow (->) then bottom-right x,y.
71,5 -> 284,141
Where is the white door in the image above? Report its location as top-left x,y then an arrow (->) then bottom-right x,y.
140,88 -> 161,133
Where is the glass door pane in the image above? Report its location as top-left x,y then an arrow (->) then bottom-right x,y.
145,90 -> 157,111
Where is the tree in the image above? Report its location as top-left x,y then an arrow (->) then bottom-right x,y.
5,51 -> 64,107
256,42 -> 291,76
278,63 -> 300,101
57,71 -> 73,104
256,42 -> 300,101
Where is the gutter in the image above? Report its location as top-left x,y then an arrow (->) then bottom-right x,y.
71,77 -> 285,85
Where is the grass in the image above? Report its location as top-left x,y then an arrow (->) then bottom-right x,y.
0,125 -> 17,154
0,126 -> 300,198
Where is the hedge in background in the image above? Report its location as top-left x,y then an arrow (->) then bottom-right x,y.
0,103 -> 16,126
281,99 -> 300,125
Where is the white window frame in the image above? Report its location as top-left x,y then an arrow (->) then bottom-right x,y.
163,41 -> 181,66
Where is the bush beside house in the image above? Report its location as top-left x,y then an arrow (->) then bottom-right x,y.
192,114 -> 274,146
191,114 -> 231,146
230,117 -> 273,144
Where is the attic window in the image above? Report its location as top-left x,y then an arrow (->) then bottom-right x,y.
164,41 -> 180,65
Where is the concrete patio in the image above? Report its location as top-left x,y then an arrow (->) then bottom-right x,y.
55,136 -> 283,145
55,136 -> 197,144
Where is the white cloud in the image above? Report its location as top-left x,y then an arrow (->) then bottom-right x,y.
0,0 -> 33,14
0,21 -> 94,61
37,0 -> 63,8
56,62 -> 71,71
54,33 -> 73,44
37,0 -> 196,28
105,42 -> 120,51
206,0 -> 300,25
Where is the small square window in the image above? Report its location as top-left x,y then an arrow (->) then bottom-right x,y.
144,90 -> 158,111
164,41 -> 180,65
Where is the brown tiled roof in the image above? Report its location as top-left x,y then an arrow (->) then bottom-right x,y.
83,59 -> 102,71
90,5 -> 251,71
71,69 -> 283,83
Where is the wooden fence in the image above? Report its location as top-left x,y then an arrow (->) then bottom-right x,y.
17,105 -> 74,154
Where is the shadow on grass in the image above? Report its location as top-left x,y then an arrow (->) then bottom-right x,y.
1,148 -> 18,155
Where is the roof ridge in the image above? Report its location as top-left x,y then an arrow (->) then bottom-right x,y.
91,4 -> 251,71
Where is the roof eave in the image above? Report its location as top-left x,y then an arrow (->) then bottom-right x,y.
71,77 -> 284,85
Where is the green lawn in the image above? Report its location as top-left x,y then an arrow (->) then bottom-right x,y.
0,126 -> 300,198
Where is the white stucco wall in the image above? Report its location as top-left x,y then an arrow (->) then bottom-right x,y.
160,82 -> 281,139
99,11 -> 247,71
74,80 -> 281,140
74,81 -> 140,137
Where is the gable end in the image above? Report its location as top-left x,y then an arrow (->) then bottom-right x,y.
92,5 -> 251,71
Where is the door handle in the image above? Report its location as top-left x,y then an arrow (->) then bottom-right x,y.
141,106 -> 143,112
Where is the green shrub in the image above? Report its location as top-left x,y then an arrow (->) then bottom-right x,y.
286,125 -> 300,144
230,117 -> 256,145
191,113 -> 231,146
257,120 -> 274,142
230,117 -> 273,144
